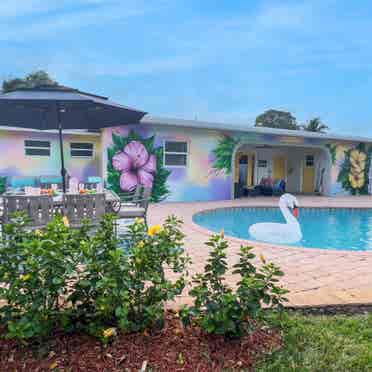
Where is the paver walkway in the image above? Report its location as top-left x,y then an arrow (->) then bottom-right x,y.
148,196 -> 372,308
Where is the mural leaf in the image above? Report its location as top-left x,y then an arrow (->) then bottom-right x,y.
212,135 -> 239,174
112,133 -> 125,150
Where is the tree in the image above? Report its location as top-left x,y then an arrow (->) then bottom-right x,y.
255,109 -> 299,130
302,117 -> 329,133
2,70 -> 58,92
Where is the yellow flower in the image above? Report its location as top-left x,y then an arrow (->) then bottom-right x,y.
20,274 -> 31,281
350,150 -> 367,173
135,217 -> 145,224
259,253 -> 266,264
148,224 -> 162,236
62,216 -> 70,227
349,172 -> 365,189
35,229 -> 43,236
138,240 -> 145,248
103,327 -> 117,338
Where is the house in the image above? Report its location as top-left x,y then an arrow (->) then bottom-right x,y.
0,91 -> 371,201
101,115 -> 372,201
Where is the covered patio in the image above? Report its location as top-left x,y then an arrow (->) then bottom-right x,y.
232,143 -> 332,198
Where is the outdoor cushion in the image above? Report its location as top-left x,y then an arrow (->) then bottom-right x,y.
39,175 -> 63,184
118,206 -> 145,218
8,176 -> 38,189
273,180 -> 282,189
87,176 -> 102,184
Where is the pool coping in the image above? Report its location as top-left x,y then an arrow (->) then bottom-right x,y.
149,196 -> 372,308
191,205 -> 372,252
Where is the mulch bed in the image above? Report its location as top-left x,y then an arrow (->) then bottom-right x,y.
0,312 -> 281,371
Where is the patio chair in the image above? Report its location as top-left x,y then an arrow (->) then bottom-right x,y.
85,176 -> 103,190
117,187 -> 151,226
63,193 -> 106,228
6,176 -> 39,192
39,175 -> 64,189
2,194 -> 55,229
273,179 -> 286,196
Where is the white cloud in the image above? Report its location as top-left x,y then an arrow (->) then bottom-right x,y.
0,0 -> 156,41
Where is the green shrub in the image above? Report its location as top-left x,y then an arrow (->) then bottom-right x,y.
0,214 -> 190,342
180,232 -> 288,338
0,176 -> 6,195
71,216 -> 190,337
0,214 -> 87,340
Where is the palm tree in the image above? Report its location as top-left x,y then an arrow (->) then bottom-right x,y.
302,117 -> 329,133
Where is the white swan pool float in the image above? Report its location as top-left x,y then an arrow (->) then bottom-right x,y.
248,193 -> 302,244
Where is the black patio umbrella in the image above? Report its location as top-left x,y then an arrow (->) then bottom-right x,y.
0,86 -> 146,192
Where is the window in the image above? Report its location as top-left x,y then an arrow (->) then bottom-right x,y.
25,140 -> 50,156
305,155 -> 314,167
164,141 -> 188,167
258,160 -> 268,168
70,142 -> 94,158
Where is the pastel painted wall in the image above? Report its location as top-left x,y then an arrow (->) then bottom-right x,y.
102,124 -> 233,202
0,129 -> 102,181
100,124 -> 372,201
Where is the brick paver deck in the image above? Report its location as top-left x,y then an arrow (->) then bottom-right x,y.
148,196 -> 372,308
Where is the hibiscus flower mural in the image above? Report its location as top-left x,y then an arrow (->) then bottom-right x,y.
337,143 -> 372,195
107,131 -> 171,202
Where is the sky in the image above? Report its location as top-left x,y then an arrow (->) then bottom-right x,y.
1,0 -> 372,135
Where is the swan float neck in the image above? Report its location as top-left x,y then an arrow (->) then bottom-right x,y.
248,193 -> 302,244
279,198 -> 298,226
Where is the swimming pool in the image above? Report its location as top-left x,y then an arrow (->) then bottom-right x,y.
193,207 -> 372,251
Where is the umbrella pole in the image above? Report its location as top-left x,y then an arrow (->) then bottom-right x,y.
57,103 -> 66,193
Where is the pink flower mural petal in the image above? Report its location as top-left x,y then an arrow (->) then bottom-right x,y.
120,171 -> 138,191
124,140 -> 149,169
112,151 -> 132,172
138,169 -> 154,189
142,154 -> 157,174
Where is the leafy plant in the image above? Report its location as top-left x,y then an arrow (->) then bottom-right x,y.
180,233 -> 287,339
0,213 -> 190,342
0,214 -> 87,340
302,117 -> 329,133
212,135 -> 239,175
0,177 -> 6,195
107,131 -> 171,202
69,215 -> 190,336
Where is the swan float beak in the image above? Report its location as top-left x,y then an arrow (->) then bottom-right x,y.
293,207 -> 299,218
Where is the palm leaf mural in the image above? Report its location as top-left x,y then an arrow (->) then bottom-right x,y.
212,135 -> 239,174
337,143 -> 372,195
107,131 -> 171,202
326,143 -> 337,165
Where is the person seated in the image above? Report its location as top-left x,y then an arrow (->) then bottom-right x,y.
254,177 -> 275,196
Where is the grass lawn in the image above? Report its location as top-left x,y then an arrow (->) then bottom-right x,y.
257,312 -> 372,371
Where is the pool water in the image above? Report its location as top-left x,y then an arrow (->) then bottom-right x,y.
193,207 -> 372,251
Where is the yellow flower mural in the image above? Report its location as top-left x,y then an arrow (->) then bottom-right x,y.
350,150 -> 367,173
337,144 -> 371,194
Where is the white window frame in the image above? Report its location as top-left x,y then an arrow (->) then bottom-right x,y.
70,142 -> 95,159
257,159 -> 268,168
163,140 -> 188,168
24,140 -> 51,157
